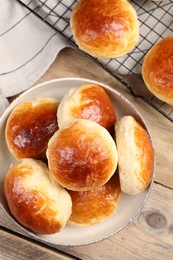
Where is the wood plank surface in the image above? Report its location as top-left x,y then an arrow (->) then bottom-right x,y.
1,182 -> 173,259
56,182 -> 173,260
1,47 -> 173,259
0,228 -> 78,260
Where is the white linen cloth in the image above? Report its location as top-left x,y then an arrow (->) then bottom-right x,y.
0,0 -> 172,116
0,0 -> 68,116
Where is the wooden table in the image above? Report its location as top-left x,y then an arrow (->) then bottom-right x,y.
1,47 -> 173,260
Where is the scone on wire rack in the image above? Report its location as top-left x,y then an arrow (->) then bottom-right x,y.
142,36 -> 173,105
70,0 -> 139,58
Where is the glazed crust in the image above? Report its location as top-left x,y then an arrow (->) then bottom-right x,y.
4,159 -> 72,234
68,173 -> 121,226
47,119 -> 118,191
58,84 -> 116,131
5,98 -> 59,160
70,0 -> 139,58
115,116 -> 154,195
142,36 -> 173,105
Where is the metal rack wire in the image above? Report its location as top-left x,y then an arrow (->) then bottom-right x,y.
16,0 -> 173,122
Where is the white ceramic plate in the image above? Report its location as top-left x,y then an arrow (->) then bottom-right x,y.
0,78 -> 155,246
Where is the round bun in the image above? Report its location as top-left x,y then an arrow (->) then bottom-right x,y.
58,84 -> 116,131
142,36 -> 173,105
68,173 -> 121,226
5,98 -> 59,160
4,159 -> 72,234
115,116 -> 154,195
70,0 -> 139,58
47,119 -> 118,191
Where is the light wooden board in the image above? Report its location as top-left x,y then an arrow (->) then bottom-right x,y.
0,228 -> 77,260
1,47 -> 173,259
57,182 -> 173,260
1,182 -> 172,260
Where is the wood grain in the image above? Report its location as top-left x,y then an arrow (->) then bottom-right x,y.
43,182 -> 173,260
1,182 -> 173,259
0,228 -> 77,260
2,47 -> 173,259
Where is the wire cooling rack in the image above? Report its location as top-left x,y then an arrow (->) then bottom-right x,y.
16,0 -> 173,122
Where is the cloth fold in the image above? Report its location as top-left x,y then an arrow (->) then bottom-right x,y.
0,95 -> 9,116
0,0 -> 69,116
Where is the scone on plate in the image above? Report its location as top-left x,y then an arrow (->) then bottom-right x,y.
5,98 -> 59,161
47,118 -> 118,191
68,173 -> 121,226
115,116 -> 154,195
4,159 -> 72,234
58,84 -> 116,131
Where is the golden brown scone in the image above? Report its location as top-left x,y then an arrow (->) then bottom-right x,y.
70,0 -> 139,58
58,84 -> 116,131
47,118 -> 118,191
5,98 -> 59,160
68,173 -> 121,226
115,116 -> 154,195
142,36 -> 173,105
4,159 -> 72,234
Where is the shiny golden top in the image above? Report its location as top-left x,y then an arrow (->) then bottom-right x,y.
5,98 -> 59,160
68,173 -> 121,226
70,0 -> 139,58
70,85 -> 116,131
47,119 -> 118,191
142,36 -> 173,105
4,159 -> 72,234
58,84 -> 116,131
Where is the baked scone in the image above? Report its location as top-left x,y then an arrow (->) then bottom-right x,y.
4,159 -> 72,234
68,173 -> 121,226
142,36 -> 173,105
5,98 -> 59,160
70,0 -> 139,58
47,118 -> 118,191
58,84 -> 116,131
115,116 -> 154,195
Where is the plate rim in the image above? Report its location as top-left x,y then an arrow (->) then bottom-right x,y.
0,77 -> 156,246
